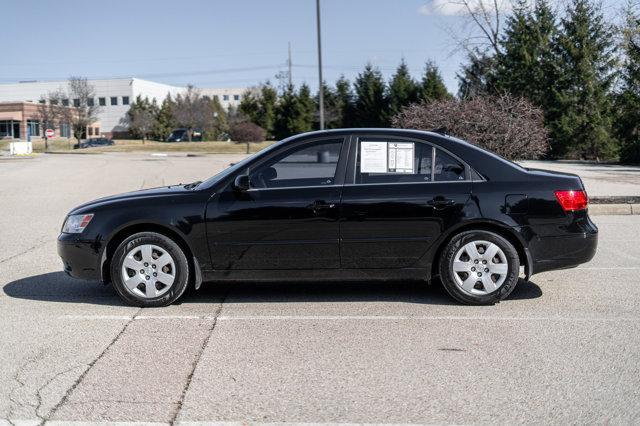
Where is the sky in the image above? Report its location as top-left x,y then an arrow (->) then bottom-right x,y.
1,0 -> 625,95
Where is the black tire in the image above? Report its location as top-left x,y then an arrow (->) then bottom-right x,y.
438,230 -> 520,305
110,232 -> 190,307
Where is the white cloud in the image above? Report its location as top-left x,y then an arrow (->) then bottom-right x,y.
418,0 -> 512,17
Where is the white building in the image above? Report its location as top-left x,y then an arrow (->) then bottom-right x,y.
0,78 -> 248,138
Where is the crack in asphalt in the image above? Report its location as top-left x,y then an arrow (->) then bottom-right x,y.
169,286 -> 231,425
0,238 -> 49,265
7,350 -> 47,425
44,307 -> 143,425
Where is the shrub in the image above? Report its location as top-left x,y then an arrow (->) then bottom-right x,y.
392,95 -> 549,160
229,121 -> 266,143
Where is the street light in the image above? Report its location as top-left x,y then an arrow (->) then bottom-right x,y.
316,0 -> 325,130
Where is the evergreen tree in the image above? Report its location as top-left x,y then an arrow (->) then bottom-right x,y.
273,84 -> 314,139
388,59 -> 419,117
154,94 -> 176,141
549,0 -> 617,159
353,63 -> 389,127
615,3 -> 640,163
335,75 -> 355,127
239,83 -> 277,138
209,95 -> 229,140
297,83 -> 315,132
315,81 -> 337,128
495,0 -> 556,107
457,51 -> 497,99
420,60 -> 452,102
127,95 -> 158,141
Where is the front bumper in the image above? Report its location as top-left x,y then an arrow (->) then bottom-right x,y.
57,233 -> 103,280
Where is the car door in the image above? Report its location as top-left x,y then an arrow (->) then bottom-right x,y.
339,134 -> 472,269
205,137 -> 348,270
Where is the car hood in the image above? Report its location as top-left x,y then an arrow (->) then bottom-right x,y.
69,184 -> 195,214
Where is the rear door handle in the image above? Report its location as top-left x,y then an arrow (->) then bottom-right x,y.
310,200 -> 336,215
427,197 -> 455,208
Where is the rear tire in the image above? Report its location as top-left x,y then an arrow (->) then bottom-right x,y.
438,230 -> 520,305
110,232 -> 189,307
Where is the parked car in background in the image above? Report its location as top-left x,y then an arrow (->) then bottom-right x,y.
58,128 -> 598,307
167,128 -> 202,142
74,138 -> 114,149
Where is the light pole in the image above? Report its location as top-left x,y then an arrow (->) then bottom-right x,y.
316,0 -> 325,130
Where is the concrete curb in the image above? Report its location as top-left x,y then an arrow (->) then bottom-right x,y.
589,204 -> 640,215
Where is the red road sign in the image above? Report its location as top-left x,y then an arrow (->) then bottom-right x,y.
45,129 -> 55,138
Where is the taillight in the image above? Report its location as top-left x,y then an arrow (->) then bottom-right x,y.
554,190 -> 588,212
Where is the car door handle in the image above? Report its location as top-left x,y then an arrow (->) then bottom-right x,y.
311,201 -> 336,210
427,197 -> 455,208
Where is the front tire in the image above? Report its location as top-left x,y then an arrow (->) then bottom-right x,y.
110,232 -> 190,307
438,230 -> 520,305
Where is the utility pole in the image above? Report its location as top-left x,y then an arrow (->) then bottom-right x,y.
287,42 -> 292,87
316,0 -> 325,130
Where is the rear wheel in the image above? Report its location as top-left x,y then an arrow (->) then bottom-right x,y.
438,230 -> 520,305
110,232 -> 189,307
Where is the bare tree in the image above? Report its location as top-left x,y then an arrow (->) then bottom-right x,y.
66,77 -> 102,144
392,94 -> 549,160
171,85 -> 214,141
34,92 -> 63,151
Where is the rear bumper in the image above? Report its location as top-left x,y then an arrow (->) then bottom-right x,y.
57,234 -> 103,280
529,220 -> 598,275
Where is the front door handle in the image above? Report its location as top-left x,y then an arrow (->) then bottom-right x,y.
310,200 -> 336,215
427,197 -> 455,209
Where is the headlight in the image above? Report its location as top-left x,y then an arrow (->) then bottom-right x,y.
62,214 -> 94,233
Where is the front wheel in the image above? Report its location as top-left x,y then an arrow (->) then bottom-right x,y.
110,232 -> 190,307
438,230 -> 520,305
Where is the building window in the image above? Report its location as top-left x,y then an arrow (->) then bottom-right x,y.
27,120 -> 40,137
122,96 -> 129,105
223,95 -> 229,101
87,98 -> 95,107
111,97 -> 118,106
98,97 -> 106,106
62,99 -> 69,106
88,127 -> 93,136
73,99 -> 80,107
94,127 -> 99,135
60,123 -> 71,138
233,94 -> 240,101
39,99 -> 46,104
50,99 -> 58,105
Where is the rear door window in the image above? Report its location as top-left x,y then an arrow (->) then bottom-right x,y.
355,138 -> 467,184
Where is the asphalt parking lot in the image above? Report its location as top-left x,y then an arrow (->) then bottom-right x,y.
1,153 -> 640,425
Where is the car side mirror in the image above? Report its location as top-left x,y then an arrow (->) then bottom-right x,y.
233,175 -> 251,191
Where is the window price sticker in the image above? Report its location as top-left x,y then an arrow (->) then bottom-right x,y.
360,141 -> 415,174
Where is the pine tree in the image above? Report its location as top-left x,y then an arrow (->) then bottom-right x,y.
335,75 -> 355,127
154,94 -> 176,141
388,59 -> 419,117
297,83 -> 315,132
353,63 -> 389,127
420,60 -> 452,102
457,51 -> 497,99
273,84 -> 313,139
615,3 -> 640,163
316,81 -> 340,129
127,95 -> 158,141
549,0 -> 617,159
239,83 -> 277,138
495,0 -> 556,107
210,95 -> 229,140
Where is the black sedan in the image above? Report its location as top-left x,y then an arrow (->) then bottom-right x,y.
58,129 -> 598,306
